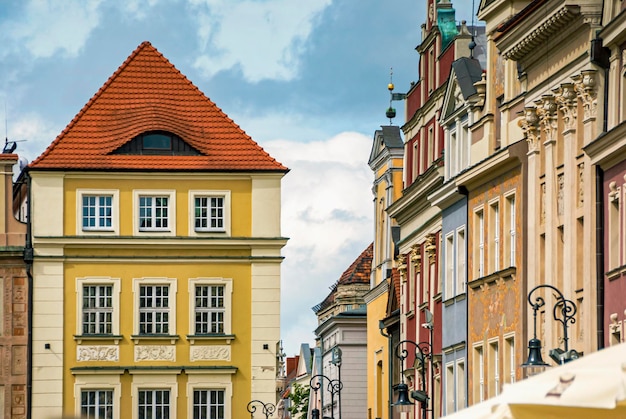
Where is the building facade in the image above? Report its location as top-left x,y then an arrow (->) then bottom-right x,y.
27,42 -> 287,419
0,154 -> 28,419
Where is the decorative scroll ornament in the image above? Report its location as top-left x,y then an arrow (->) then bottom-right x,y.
77,346 -> 119,362
519,106 -> 541,153
425,234 -> 437,264
135,345 -> 175,362
554,83 -> 577,133
410,244 -> 422,273
190,345 -> 231,362
572,70 -> 597,122
536,95 -> 558,145
578,163 -> 585,207
397,254 -> 407,283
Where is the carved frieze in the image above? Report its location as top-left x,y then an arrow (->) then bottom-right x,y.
135,345 -> 175,362
190,345 -> 231,362
578,163 -> 585,207
77,345 -> 119,362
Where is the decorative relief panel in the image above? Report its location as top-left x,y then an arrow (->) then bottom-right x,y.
557,173 -> 565,216
135,345 -> 175,362
12,346 -> 26,375
77,345 -> 119,362
190,345 -> 230,362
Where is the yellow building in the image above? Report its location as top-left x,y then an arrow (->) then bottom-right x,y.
365,126 -> 404,419
27,42 -> 288,419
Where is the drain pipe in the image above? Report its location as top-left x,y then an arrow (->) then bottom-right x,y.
379,319 -> 392,419
595,166 -> 605,349
24,170 -> 33,419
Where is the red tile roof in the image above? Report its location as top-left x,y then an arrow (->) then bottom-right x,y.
30,41 -> 287,172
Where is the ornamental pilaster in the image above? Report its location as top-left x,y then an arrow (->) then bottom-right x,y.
554,83 -> 577,134
572,70 -> 598,123
519,106 -> 541,153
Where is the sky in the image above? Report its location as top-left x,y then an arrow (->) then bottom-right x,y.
0,0 -> 475,356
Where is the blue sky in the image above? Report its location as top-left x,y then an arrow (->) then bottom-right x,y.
0,0 -> 475,356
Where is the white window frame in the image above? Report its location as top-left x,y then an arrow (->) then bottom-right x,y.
456,358 -> 466,410
131,374 -> 178,419
456,227 -> 466,294
188,277 -> 233,336
76,277 -> 121,337
474,344 -> 484,403
489,198 -> 500,273
187,374 -> 233,419
505,192 -> 516,268
133,277 -> 177,336
74,375 -> 121,419
488,338 -> 500,397
189,190 -> 231,236
474,208 -> 485,278
445,232 -> 455,300
133,190 -> 176,236
445,362 -> 455,414
504,333 -> 516,384
76,189 -> 120,235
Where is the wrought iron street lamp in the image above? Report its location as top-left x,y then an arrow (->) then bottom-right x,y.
309,373 -> 343,419
394,340 -> 433,419
522,284 -> 581,374
247,399 -> 276,419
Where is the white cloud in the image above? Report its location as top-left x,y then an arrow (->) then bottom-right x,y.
7,114 -> 63,163
0,0 -> 104,59
262,132 -> 374,355
188,0 -> 332,82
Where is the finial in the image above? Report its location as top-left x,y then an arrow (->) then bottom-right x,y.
386,67 -> 396,123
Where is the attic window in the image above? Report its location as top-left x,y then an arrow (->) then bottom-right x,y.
143,133 -> 172,150
112,130 -> 201,155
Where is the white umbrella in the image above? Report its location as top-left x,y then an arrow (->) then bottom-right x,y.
443,342 -> 626,419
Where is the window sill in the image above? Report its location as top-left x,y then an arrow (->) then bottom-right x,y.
74,334 -> 123,345
194,229 -> 227,234
131,334 -> 179,345
186,334 -> 235,345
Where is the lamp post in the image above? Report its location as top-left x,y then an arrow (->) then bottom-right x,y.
393,340 -> 433,419
309,373 -> 343,419
522,284 -> 581,374
247,399 -> 276,419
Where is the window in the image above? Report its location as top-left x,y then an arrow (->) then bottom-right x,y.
140,196 -> 169,231
77,190 -> 119,235
83,285 -> 113,335
193,389 -> 225,419
133,278 -> 177,337
143,133 -> 172,150
81,389 -> 113,419
83,195 -> 113,230
446,363 -> 455,414
456,228 -> 466,293
195,285 -> 224,334
138,389 -> 170,419
475,209 -> 485,278
445,233 -> 454,299
473,344 -> 484,403
488,339 -> 500,397
456,359 -> 466,410
76,277 -> 121,337
195,196 -> 224,231
189,191 -> 231,236
505,194 -> 516,268
188,278 -> 233,338
504,335 -> 515,384
490,200 -> 500,273
134,190 -> 176,235
139,285 -> 170,334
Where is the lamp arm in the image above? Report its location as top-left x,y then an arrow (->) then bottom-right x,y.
527,284 -> 577,351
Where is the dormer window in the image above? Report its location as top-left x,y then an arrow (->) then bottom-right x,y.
112,130 -> 201,155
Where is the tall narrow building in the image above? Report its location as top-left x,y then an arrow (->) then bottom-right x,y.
27,42 -> 288,419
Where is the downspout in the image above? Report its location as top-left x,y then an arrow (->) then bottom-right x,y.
595,167 -> 605,349
380,320 -> 392,419
24,170 -> 33,419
